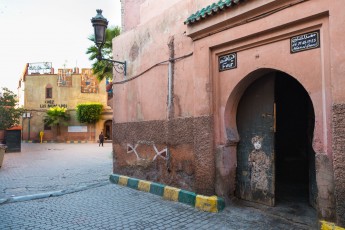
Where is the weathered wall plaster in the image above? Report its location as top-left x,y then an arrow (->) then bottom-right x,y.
113,116 -> 214,195
332,104 -> 345,226
116,0 -> 345,225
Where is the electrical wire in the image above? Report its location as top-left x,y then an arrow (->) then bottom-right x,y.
112,52 -> 193,85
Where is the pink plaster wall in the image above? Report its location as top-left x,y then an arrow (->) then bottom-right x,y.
115,0 -> 345,224
139,0 -> 181,25
121,0 -> 147,32
186,1 -> 334,152
113,0 -> 194,123
329,2 -> 345,103
185,0 -> 342,223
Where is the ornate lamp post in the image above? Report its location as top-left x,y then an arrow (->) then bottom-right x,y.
91,9 -> 127,76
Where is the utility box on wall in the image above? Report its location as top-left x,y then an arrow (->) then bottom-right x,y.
5,127 -> 21,153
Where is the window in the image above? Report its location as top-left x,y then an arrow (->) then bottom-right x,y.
46,85 -> 52,98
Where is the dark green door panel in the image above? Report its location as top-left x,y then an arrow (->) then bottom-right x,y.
236,74 -> 275,206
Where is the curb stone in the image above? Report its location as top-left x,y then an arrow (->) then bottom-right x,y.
320,221 -> 345,230
109,174 -> 225,212
21,140 -> 95,144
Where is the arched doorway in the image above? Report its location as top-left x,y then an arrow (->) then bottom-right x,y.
235,70 -> 316,209
104,120 -> 112,141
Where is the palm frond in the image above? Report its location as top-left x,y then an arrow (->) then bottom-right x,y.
86,26 -> 121,81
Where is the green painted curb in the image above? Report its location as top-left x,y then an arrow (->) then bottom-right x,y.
217,197 -> 225,211
127,178 -> 139,190
150,182 -> 165,196
178,190 -> 196,206
109,174 -> 120,184
109,174 -> 225,212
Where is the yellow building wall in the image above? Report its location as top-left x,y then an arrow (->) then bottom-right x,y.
24,70 -> 107,110
21,69 -> 112,142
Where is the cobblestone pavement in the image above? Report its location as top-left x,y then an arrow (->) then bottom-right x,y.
0,143 -> 316,229
0,143 -> 112,199
0,183 -> 314,230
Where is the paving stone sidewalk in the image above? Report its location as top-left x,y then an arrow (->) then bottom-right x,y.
0,183 -> 314,230
0,143 -> 317,229
0,143 -> 113,199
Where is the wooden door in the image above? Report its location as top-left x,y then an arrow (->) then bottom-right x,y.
236,74 -> 275,206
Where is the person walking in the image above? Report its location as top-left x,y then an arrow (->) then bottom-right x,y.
99,132 -> 104,147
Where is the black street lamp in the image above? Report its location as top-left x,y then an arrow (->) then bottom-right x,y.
91,9 -> 127,76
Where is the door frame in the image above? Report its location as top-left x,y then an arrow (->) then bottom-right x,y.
235,73 -> 276,206
220,68 -> 325,208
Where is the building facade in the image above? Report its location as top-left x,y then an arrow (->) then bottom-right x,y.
18,63 -> 112,142
112,0 -> 345,225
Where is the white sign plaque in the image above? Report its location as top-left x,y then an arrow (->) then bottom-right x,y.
68,126 -> 88,133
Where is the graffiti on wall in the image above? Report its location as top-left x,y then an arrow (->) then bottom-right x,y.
127,141 -> 168,161
81,69 -> 98,93
248,136 -> 270,193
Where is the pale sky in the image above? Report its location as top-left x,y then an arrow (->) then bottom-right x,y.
0,0 -> 121,93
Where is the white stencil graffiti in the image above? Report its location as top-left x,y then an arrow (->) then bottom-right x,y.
127,144 -> 141,160
127,142 -> 168,161
152,145 -> 168,161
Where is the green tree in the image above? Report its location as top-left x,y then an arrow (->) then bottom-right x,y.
0,88 -> 23,130
44,106 -> 70,136
76,103 -> 103,124
86,26 -> 121,81
76,103 -> 103,141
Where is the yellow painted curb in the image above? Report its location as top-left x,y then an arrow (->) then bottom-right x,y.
163,186 -> 181,201
118,176 -> 129,186
321,221 -> 345,230
138,180 -> 151,192
195,195 -> 218,212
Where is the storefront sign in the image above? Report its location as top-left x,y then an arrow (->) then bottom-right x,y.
219,52 -> 237,72
39,100 -> 68,108
68,126 -> 88,133
290,31 -> 320,53
28,62 -> 52,75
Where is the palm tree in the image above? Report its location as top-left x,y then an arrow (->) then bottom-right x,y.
44,106 -> 70,137
86,26 -> 121,81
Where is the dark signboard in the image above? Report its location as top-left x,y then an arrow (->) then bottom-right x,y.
219,52 -> 237,72
5,130 -> 21,153
290,30 -> 320,53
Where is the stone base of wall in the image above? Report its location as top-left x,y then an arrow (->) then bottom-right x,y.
332,103 -> 345,226
215,145 -> 237,200
22,130 -> 96,142
112,116 -> 215,195
315,153 -> 336,221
